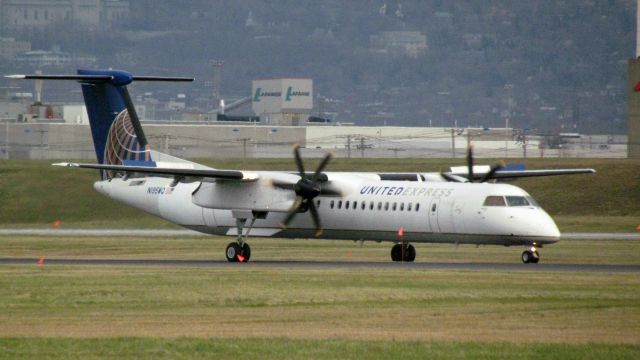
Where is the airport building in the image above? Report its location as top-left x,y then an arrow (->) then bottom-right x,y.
251,78 -> 312,126
0,0 -> 129,31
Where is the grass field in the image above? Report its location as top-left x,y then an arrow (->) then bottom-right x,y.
1,236 -> 640,358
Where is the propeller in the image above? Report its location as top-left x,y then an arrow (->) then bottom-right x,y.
280,145 -> 332,236
444,145 -> 504,183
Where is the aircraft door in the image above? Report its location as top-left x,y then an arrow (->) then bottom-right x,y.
428,198 -> 441,233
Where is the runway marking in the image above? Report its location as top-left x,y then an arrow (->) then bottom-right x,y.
1,258 -> 639,273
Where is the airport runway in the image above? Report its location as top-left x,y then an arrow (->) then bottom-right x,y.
1,229 -> 639,240
1,257 -> 639,273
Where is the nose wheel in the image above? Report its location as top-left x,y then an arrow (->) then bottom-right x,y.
391,243 -> 416,262
521,245 -> 540,264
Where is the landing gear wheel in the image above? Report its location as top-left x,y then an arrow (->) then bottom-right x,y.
226,242 -> 240,262
226,242 -> 251,262
240,243 -> 251,262
521,250 -> 540,264
390,243 -> 416,262
404,244 -> 416,262
391,244 -> 402,262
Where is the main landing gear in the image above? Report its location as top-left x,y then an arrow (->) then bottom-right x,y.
225,217 -> 255,263
521,244 -> 540,264
390,243 -> 416,262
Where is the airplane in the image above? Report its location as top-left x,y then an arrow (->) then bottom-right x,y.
6,69 -> 596,264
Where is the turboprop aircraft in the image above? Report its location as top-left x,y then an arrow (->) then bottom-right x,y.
7,69 -> 595,264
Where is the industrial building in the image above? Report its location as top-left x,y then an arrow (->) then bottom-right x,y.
251,78 -> 313,126
0,0 -> 129,31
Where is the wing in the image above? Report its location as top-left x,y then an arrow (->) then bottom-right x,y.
53,162 -> 258,181
445,167 -> 596,181
490,168 -> 596,179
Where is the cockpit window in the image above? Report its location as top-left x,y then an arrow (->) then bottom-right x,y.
483,196 -> 506,206
506,196 -> 530,207
526,196 -> 539,207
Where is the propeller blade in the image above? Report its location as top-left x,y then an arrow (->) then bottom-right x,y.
441,172 -> 469,183
467,144 -> 474,182
280,196 -> 303,229
308,201 -> 323,236
292,144 -> 306,178
312,152 -> 332,182
480,162 -> 505,183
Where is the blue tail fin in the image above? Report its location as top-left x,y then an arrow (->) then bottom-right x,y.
78,69 -> 152,167
5,69 -> 193,177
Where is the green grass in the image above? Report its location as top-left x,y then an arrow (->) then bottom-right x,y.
1,338 -> 639,359
1,235 -> 639,358
1,265 -> 639,342
0,158 -> 639,231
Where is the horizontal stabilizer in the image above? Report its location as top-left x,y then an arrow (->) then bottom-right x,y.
5,72 -> 194,85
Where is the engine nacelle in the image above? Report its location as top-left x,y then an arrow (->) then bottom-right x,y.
192,179 -> 295,212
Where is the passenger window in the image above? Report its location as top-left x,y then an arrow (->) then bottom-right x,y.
416,203 -> 420,211
377,202 -> 382,210
361,202 -> 366,210
407,203 -> 412,211
330,200 -> 335,209
400,203 -> 405,211
369,201 -> 374,210
483,196 -> 506,207
345,201 -> 350,209
384,202 -> 389,211
317,200 -> 321,207
392,202 -> 397,211
506,196 -> 530,207
338,200 -> 342,209
431,203 -> 437,212
353,201 -> 357,210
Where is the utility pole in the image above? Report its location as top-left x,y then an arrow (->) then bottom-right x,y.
3,121 -> 9,160
337,135 -> 353,159
236,137 -> 251,160
163,134 -> 177,154
388,147 -> 405,158
33,127 -> 48,159
451,128 -> 456,158
505,117 -> 509,158
210,59 -> 224,107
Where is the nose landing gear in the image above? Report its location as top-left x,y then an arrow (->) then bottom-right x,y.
521,244 -> 540,264
391,243 -> 416,262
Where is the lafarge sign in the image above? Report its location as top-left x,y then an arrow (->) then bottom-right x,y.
252,78 -> 312,115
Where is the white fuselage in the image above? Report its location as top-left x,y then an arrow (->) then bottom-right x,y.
94,173 -> 560,247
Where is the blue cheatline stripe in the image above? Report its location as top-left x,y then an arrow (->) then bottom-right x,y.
122,160 -> 157,167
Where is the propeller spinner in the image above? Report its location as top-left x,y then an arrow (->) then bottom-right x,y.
280,145 -> 332,236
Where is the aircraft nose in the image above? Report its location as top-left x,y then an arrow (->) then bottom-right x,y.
532,210 -> 560,238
